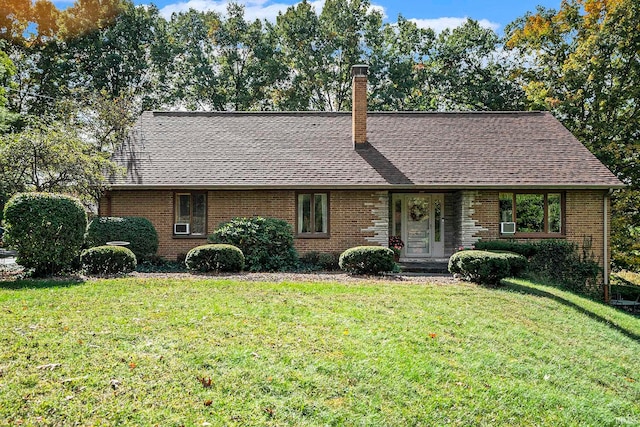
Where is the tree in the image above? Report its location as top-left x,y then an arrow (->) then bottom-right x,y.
213,3 -> 287,110
0,45 -> 18,131
506,0 -> 640,270
275,0 -> 383,111
367,16 -> 437,111
164,9 -> 225,110
432,19 -> 525,110
0,116 -> 121,204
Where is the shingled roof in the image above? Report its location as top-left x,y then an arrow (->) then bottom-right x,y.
109,110 -> 623,190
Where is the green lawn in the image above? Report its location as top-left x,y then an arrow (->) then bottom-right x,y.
0,276 -> 639,426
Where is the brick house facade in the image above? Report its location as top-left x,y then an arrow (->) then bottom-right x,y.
102,65 -> 622,282
100,189 -> 611,272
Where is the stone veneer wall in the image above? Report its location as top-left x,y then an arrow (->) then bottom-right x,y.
100,189 -> 389,260
458,191 -> 490,248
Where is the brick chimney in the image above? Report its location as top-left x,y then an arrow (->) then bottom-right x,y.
352,64 -> 368,148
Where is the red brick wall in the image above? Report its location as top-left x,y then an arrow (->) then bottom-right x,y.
100,190 -> 384,260
466,190 -> 609,267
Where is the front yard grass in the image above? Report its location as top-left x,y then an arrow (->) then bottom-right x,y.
1,276 -> 639,426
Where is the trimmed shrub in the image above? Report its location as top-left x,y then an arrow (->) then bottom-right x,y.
528,239 -> 601,297
448,250 -> 527,285
3,192 -> 87,276
209,217 -> 297,272
81,245 -> 137,275
501,251 -> 528,278
185,244 -> 244,273
339,246 -> 395,275
474,240 -> 538,258
86,216 -> 159,261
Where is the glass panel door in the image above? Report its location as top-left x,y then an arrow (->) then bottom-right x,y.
405,196 -> 431,257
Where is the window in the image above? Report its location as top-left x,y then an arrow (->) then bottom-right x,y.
175,192 -> 207,236
297,192 -> 328,237
499,192 -> 563,235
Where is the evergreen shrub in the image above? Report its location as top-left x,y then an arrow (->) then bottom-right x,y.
81,245 -> 137,275
339,246 -> 395,275
185,244 -> 244,273
3,192 -> 87,276
86,216 -> 158,261
209,217 -> 297,272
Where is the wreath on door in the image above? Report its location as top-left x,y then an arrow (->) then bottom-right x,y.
409,200 -> 429,221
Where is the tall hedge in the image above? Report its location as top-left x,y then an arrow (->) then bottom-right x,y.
3,192 -> 87,276
86,216 -> 158,261
208,217 -> 298,271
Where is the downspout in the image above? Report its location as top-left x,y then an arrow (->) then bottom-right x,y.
603,189 -> 611,303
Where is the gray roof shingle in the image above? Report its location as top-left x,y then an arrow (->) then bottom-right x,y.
109,111 -> 623,189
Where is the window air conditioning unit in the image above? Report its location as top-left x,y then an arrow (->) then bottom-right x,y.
174,223 -> 190,235
500,222 -> 516,234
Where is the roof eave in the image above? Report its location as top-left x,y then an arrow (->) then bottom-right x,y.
105,183 -> 626,191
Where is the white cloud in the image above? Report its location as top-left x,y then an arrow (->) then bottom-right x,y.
409,17 -> 500,34
159,0 -> 288,21
158,0 -> 386,22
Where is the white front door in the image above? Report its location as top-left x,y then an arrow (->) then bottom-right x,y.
392,194 -> 445,259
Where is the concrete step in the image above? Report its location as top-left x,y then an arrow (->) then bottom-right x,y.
399,261 -> 449,274
0,249 -> 16,258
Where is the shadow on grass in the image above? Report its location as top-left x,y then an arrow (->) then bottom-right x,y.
0,277 -> 86,290
504,279 -> 640,344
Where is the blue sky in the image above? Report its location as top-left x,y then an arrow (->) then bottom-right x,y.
52,0 -> 561,34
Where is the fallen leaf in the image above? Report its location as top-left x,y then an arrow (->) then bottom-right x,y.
343,329 -> 349,335
37,363 -> 61,371
625,377 -> 636,383
251,352 -> 260,358
129,362 -> 137,370
264,407 -> 275,417
429,333 -> 437,339
110,379 -> 121,390
197,376 -> 212,388
204,400 -> 213,406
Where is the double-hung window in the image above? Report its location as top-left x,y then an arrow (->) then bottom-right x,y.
297,192 -> 329,237
174,192 -> 207,236
499,192 -> 563,236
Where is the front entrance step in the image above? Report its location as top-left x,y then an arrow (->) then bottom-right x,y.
399,261 -> 450,274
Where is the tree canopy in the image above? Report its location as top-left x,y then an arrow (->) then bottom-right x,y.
506,0 -> 640,270
0,0 -> 638,269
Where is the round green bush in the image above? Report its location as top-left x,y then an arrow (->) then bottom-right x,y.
86,216 -> 159,261
339,246 -> 395,275
448,250 -> 527,285
3,192 -> 87,276
81,245 -> 137,275
185,244 -> 245,273
208,217 -> 297,272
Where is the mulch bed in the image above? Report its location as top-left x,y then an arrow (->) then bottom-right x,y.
0,263 -> 458,284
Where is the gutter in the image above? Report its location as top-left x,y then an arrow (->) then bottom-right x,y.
105,183 -> 626,191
